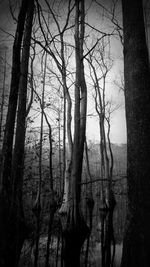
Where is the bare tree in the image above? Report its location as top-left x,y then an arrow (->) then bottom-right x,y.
34,0 -> 75,214
87,40 -> 116,267
60,1 -> 90,266
32,51 -> 48,267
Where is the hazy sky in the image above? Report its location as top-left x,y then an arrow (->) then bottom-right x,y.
0,0 -> 126,144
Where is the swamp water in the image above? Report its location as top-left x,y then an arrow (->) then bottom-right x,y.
19,236 -> 123,267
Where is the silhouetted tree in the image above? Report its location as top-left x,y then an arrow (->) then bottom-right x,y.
121,0 -> 150,266
0,0 -> 34,266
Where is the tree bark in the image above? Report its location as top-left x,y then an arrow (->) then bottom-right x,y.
84,140 -> 94,267
61,1 -> 90,266
121,0 -> 150,266
0,49 -> 7,169
0,1 -> 30,266
0,0 -> 29,195
0,1 -> 34,266
0,50 -> 6,149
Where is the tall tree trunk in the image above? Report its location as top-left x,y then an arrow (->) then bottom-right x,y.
8,1 -> 34,266
84,139 -> 94,267
0,1 -> 31,266
33,51 -> 47,267
44,94 -> 57,267
61,1 -> 89,266
0,0 -> 29,194
59,32 -> 73,215
32,83 -> 57,267
0,49 -> 7,169
121,0 -> 150,266
88,43 -> 116,267
0,49 -> 6,148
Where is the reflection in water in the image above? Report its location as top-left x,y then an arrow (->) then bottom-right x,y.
84,197 -> 95,267
92,242 -> 123,267
81,195 -> 124,267
19,199 -> 125,267
99,207 -> 116,267
19,235 -> 123,267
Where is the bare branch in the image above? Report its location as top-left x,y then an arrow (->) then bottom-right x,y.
9,0 -> 18,23
0,27 -> 15,39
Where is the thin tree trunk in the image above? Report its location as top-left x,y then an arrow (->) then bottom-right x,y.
84,139 -> 94,267
0,49 -> 7,170
44,105 -> 56,267
106,117 -> 116,267
58,105 -> 62,195
32,76 -> 57,267
59,34 -> 73,215
88,44 -> 116,267
34,52 -> 47,267
0,50 -> 6,147
62,91 -> 66,194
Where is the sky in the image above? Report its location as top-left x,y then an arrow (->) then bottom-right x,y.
0,0 -> 127,144
85,0 -> 126,144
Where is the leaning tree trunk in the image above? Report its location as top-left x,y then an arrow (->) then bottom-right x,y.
0,1 -> 30,266
121,0 -> 150,266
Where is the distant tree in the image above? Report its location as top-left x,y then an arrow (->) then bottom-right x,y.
34,0 -> 74,212
121,0 -> 150,266
87,40 -> 116,267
